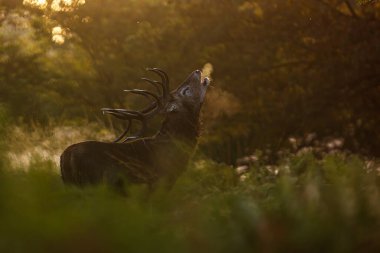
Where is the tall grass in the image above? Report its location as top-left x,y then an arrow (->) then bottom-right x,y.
2,119 -> 380,252
5,121 -> 114,169
1,149 -> 380,252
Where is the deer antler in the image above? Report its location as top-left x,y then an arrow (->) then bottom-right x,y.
101,68 -> 170,142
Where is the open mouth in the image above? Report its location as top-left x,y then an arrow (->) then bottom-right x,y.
201,77 -> 210,87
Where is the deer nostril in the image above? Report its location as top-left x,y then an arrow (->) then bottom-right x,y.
202,77 -> 210,86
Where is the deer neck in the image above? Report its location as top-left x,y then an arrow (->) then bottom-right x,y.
156,112 -> 200,146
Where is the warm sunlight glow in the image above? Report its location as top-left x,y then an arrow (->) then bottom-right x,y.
23,0 -> 85,11
23,0 -> 48,9
52,26 -> 63,35
51,0 -> 85,12
52,35 -> 65,44
52,26 -> 65,45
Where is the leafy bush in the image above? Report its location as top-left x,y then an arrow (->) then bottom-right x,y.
0,153 -> 379,253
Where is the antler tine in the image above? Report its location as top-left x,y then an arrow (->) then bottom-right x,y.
140,103 -> 158,114
102,68 -> 170,143
146,68 -> 169,103
123,89 -> 162,118
102,108 -> 129,113
122,135 -> 141,143
152,68 -> 169,98
140,76 -> 167,115
124,89 -> 162,107
118,110 -> 147,143
102,110 -> 134,120
102,109 -> 147,142
102,109 -> 146,122
141,78 -> 161,95
152,68 -> 169,83
113,119 -> 132,142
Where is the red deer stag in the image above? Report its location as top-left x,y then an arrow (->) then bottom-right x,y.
60,68 -> 210,189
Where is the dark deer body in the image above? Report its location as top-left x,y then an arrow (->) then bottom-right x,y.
60,69 -> 209,189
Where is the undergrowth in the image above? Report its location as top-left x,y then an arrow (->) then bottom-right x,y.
1,152 -> 380,253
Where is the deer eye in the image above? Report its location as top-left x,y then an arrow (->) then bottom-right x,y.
181,87 -> 192,96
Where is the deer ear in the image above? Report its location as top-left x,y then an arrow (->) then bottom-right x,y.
167,103 -> 179,113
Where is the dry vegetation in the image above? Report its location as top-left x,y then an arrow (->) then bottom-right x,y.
6,122 -> 114,169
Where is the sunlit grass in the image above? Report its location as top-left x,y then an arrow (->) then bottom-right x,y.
6,122 -> 114,170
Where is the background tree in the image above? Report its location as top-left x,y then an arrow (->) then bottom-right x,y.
1,0 -> 379,162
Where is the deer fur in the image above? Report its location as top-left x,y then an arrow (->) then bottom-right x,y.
60,69 -> 209,190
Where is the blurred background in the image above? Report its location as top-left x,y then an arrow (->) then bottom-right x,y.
0,0 -> 380,164
1,1 -> 380,252
1,0 -> 380,166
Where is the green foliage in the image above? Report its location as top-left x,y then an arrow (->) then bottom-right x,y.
0,153 -> 380,252
1,2 -> 380,251
1,0 -> 380,160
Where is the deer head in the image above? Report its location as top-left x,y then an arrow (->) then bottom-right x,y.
167,69 -> 209,115
101,68 -> 210,142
